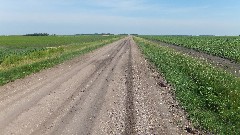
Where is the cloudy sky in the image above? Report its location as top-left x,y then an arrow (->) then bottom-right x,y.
0,0 -> 240,35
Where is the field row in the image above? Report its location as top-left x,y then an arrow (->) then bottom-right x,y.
0,35 -> 122,85
0,35 -> 117,62
134,37 -> 240,134
140,35 -> 240,63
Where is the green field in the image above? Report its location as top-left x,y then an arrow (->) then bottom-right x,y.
1,35 -> 239,134
0,35 -> 117,62
140,35 -> 240,63
134,37 -> 240,134
0,35 -> 121,85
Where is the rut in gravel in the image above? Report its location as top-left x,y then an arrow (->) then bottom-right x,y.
0,37 -> 191,135
151,40 -> 240,77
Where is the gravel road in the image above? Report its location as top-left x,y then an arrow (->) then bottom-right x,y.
0,37 -> 192,135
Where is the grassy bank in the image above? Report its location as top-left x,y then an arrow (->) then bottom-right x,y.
134,37 -> 240,134
0,36 -> 122,85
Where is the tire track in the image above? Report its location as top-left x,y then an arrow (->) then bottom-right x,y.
0,43 -> 125,130
74,41 -> 129,135
31,39 -> 128,135
124,39 -> 136,135
0,39 -> 126,102
0,39 -> 125,111
0,38 -> 128,134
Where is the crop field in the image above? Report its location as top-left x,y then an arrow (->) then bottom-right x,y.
141,35 -> 240,63
134,36 -> 240,134
0,35 -> 239,134
1,0 -> 239,134
0,35 -> 121,85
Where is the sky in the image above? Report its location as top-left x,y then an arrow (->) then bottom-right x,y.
0,0 -> 240,35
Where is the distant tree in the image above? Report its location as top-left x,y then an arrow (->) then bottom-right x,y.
118,34 -> 128,35
24,33 -> 49,36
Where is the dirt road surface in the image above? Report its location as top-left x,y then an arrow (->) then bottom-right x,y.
0,37 -> 192,135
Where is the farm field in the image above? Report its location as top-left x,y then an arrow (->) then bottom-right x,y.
140,35 -> 240,77
0,35 -> 121,85
1,0 -> 239,134
0,35 -> 239,134
0,37 -> 193,134
141,35 -> 240,63
134,36 -> 240,134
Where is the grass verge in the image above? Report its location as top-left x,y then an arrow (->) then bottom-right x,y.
134,37 -> 240,134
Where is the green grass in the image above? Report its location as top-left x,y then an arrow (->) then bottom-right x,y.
0,36 -> 122,85
0,35 -> 118,62
140,35 -> 240,63
0,35 -> 112,47
134,37 -> 240,134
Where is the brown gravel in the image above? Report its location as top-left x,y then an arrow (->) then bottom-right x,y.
0,36 -> 196,135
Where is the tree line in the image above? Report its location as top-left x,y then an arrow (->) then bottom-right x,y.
24,33 -> 49,36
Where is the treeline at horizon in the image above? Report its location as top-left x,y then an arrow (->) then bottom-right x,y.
24,33 -> 50,36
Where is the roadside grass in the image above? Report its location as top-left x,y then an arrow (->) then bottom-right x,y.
0,37 -> 121,86
134,37 -> 240,134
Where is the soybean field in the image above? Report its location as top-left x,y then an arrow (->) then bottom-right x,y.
141,35 -> 240,63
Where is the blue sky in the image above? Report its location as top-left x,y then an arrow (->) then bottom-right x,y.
0,0 -> 240,35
